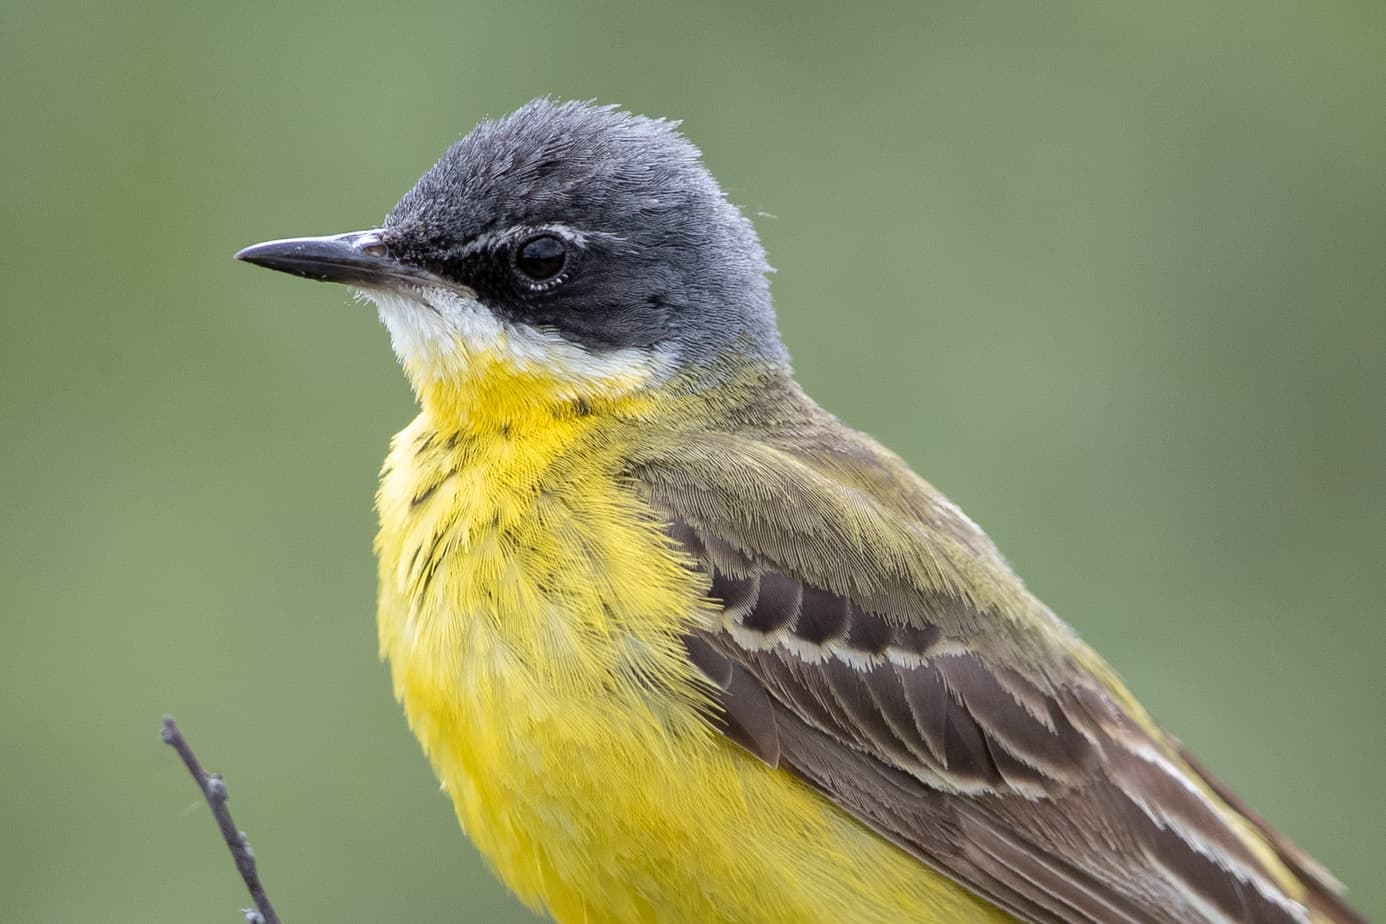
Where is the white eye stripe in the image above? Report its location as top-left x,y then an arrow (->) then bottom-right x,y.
440,224 -> 627,262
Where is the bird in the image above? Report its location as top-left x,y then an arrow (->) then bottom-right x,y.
235,99 -> 1363,924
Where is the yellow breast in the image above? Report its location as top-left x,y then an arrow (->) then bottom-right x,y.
372,360 -> 1009,923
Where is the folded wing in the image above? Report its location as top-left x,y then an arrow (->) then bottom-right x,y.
629,413 -> 1360,924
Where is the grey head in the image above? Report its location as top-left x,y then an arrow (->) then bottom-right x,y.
237,99 -> 786,378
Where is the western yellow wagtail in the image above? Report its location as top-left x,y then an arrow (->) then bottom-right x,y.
237,99 -> 1363,924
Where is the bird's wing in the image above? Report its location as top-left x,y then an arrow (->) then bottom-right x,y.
628,412 -> 1360,924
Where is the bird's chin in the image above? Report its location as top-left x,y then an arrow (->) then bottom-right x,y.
355,285 -> 475,376
357,286 -> 672,401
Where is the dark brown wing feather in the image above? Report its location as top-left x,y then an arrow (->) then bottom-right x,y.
667,515 -> 1340,924
1174,747 -> 1368,924
626,378 -> 1362,924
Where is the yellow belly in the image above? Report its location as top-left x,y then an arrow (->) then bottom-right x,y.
374,409 -> 1009,924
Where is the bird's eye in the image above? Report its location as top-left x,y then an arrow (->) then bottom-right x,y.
513,234 -> 568,284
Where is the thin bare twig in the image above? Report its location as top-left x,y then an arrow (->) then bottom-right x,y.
161,715 -> 283,924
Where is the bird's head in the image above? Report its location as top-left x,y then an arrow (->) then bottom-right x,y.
238,99 -> 785,411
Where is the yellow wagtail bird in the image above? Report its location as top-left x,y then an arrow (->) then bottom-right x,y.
236,100 -> 1364,924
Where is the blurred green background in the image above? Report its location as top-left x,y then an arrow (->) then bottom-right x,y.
2,1 -> 1382,920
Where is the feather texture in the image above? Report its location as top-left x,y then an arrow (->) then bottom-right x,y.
628,368 -> 1364,924
251,99 -> 1365,924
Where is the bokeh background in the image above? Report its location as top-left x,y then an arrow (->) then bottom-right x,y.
2,1 -> 1382,921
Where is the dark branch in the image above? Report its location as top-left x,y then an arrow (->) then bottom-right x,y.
161,715 -> 283,924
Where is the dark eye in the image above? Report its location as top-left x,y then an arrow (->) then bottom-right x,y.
513,234 -> 568,283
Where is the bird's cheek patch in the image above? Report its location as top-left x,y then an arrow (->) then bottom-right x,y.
363,286 -> 671,400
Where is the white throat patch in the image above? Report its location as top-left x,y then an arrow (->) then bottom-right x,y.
357,286 -> 671,396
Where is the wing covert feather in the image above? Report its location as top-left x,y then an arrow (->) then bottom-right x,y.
628,414 -> 1361,924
